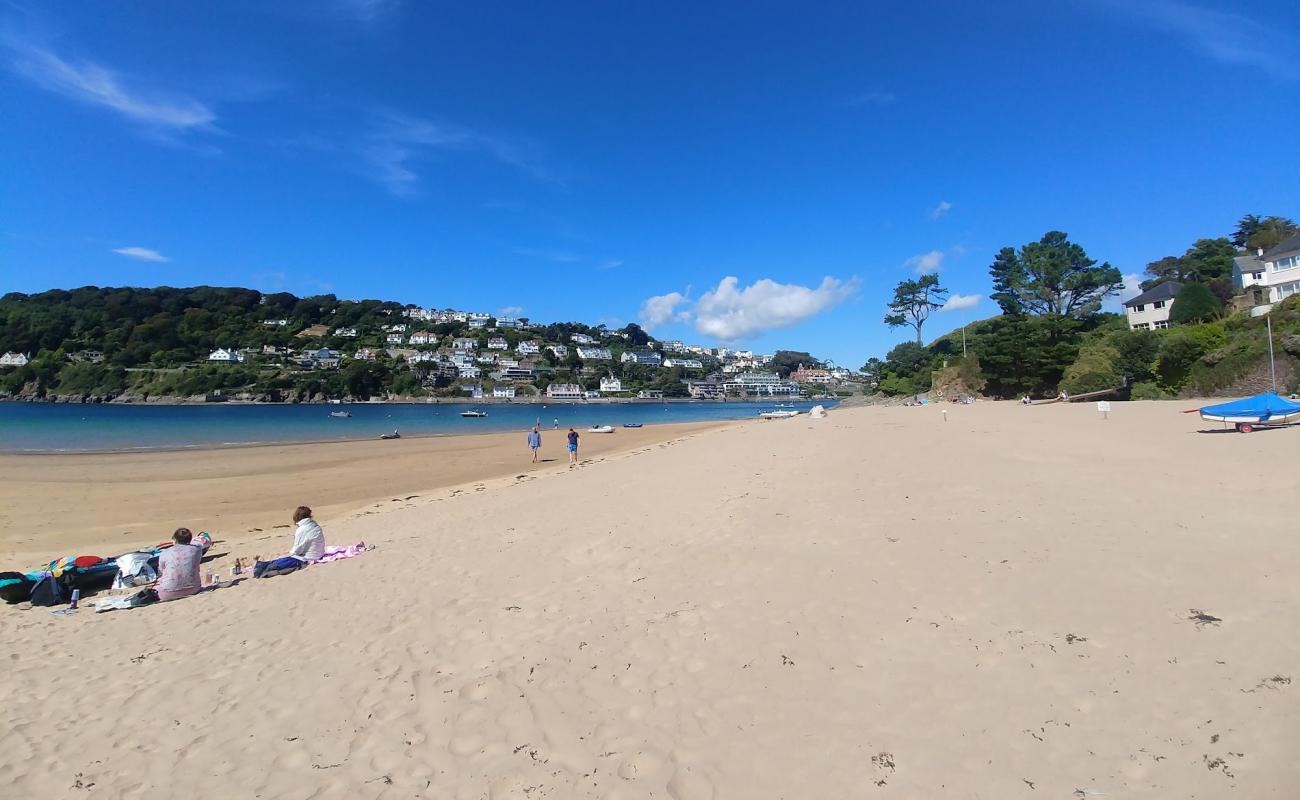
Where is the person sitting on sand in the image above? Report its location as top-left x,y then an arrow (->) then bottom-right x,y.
253,506 -> 326,578
527,426 -> 542,462
155,527 -> 205,601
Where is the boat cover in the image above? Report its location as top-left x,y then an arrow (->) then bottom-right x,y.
1200,393 -> 1300,420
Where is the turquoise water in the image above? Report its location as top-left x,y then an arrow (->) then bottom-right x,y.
0,401 -> 834,453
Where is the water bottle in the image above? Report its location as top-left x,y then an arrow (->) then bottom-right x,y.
69,589 -> 80,609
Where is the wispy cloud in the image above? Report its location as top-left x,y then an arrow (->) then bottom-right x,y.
1121,272 -> 1143,300
904,249 -> 945,274
112,246 -> 170,263
360,111 -> 555,195
844,90 -> 896,107
497,306 -> 525,317
597,259 -> 624,271
5,40 -> 216,130
940,293 -> 980,312
1099,0 -> 1299,81
511,247 -> 580,264
639,291 -> 692,331
929,200 -> 952,220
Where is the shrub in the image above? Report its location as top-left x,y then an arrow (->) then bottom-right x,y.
1155,324 -> 1228,392
1059,344 -> 1121,395
1170,282 -> 1222,325
1129,381 -> 1169,400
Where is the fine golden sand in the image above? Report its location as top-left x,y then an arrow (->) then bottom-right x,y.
1,401 -> 1297,798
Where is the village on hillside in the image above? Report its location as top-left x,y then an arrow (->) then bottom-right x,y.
0,290 -> 860,403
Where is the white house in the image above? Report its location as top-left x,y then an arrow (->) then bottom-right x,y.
354,348 -> 377,361
498,357 -> 520,368
571,333 -> 596,345
637,389 -> 664,399
453,338 -> 478,351
458,364 -> 482,379
409,332 -> 435,345
498,366 -> 534,381
495,317 -> 524,329
383,324 -> 408,333
333,327 -> 358,338
599,376 -> 623,393
547,344 -> 568,358
493,385 -> 516,398
488,337 -> 508,350
576,346 -> 612,360
621,351 -> 662,365
662,358 -> 703,369
723,372 -> 800,397
1238,234 -> 1300,313
386,333 -> 404,344
207,348 -> 243,363
547,383 -> 583,399
1123,281 -> 1182,330
462,383 -> 483,398
517,341 -> 541,356
262,319 -> 289,327
0,352 -> 31,367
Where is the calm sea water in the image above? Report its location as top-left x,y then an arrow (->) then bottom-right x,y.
0,400 -> 835,453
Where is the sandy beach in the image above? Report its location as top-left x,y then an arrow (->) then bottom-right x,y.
1,400 -> 1297,798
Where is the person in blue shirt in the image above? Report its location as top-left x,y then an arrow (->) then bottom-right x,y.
566,428 -> 579,467
527,427 -> 542,463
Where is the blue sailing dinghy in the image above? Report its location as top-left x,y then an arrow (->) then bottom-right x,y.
1199,393 -> 1300,433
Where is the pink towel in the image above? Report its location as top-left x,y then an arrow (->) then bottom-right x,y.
317,542 -> 367,563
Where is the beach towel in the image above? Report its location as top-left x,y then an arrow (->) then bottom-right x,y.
317,542 -> 368,563
113,551 -> 158,589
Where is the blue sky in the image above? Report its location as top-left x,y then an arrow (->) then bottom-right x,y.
2,1 -> 1297,368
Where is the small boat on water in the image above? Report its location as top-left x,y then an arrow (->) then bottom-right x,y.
379,430 -> 401,440
622,423 -> 643,428
587,425 -> 615,433
329,411 -> 352,418
460,410 -> 488,418
758,410 -> 800,420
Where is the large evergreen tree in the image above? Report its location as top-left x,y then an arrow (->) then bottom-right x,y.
884,273 -> 947,345
989,231 -> 1122,318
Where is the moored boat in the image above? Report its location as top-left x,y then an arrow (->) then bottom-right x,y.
758,410 -> 800,419
328,411 -> 352,418
1198,393 -> 1300,433
459,410 -> 488,418
622,423 -> 643,428
587,425 -> 615,433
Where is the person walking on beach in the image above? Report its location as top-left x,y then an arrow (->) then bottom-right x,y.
553,417 -> 559,430
527,426 -> 542,463
566,427 -> 579,467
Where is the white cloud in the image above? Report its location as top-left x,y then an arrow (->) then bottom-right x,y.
512,247 -> 580,263
7,42 -> 215,130
930,200 -> 953,220
692,276 -> 858,341
497,306 -> 525,317
1121,272 -> 1143,301
940,293 -> 981,312
904,249 -> 945,274
112,246 -> 170,262
1099,0 -> 1299,81
597,259 -> 624,271
361,111 -> 554,195
639,292 -> 691,330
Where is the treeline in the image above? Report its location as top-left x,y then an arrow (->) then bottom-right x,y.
865,214 -> 1300,399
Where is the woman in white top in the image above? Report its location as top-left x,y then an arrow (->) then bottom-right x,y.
253,506 -> 326,578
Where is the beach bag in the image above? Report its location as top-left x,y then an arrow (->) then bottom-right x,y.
0,571 -> 36,604
113,552 -> 158,589
28,573 -> 65,607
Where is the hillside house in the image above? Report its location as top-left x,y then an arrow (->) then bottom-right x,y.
207,348 -> 243,364
547,383 -> 583,399
599,376 -> 624,393
488,337 -> 508,350
1124,281 -> 1182,330
663,358 -> 704,369
517,341 -> 541,355
576,346 -> 612,360
493,386 -> 516,398
0,352 -> 31,367
621,351 -> 662,365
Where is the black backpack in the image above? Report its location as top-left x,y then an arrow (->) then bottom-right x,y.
28,573 -> 65,607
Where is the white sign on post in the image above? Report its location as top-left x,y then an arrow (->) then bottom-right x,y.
1096,400 -> 1111,419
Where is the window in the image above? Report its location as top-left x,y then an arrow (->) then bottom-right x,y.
1253,272 -> 1264,281
1274,256 -> 1296,271
1132,322 -> 1149,329
1153,300 -> 1165,309
1279,281 -> 1300,300
1131,303 -> 1145,312
1153,320 -> 1169,329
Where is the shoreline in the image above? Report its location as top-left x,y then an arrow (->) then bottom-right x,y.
0,417 -> 740,565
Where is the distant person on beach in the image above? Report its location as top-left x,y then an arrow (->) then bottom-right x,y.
567,427 -> 579,466
253,506 -> 325,578
553,417 -> 559,429
155,527 -> 204,601
527,427 -> 542,462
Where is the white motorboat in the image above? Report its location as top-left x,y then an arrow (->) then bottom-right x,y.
460,410 -> 488,418
758,410 -> 800,420
587,425 -> 615,433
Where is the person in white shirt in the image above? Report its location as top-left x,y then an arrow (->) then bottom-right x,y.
253,506 -> 326,578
